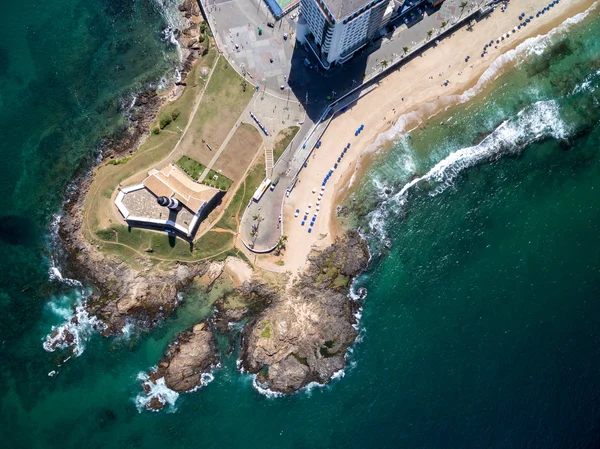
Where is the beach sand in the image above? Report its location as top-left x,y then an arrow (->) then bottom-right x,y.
281,0 -> 597,277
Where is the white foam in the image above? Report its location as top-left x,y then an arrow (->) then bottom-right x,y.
251,375 -> 285,398
368,99 -> 569,239
152,0 -> 184,62
43,292 -> 106,357
135,371 -> 180,413
354,3 -> 597,197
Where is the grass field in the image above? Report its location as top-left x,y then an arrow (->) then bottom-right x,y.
176,155 -> 207,180
216,156 -> 265,233
273,125 -> 299,164
84,46 -> 260,264
212,123 -> 263,181
181,57 -> 254,166
176,155 -> 233,191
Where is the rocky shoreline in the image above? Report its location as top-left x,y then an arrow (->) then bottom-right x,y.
240,231 -> 369,393
51,0 -> 372,402
51,1 -> 210,347
136,231 -> 369,409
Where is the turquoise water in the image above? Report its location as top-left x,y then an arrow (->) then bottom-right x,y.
2,2 -> 600,448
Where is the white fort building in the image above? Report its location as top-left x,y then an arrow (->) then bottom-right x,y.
297,0 -> 395,69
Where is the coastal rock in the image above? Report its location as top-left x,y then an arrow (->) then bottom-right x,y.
213,280 -> 277,333
178,0 -> 200,16
149,321 -> 218,392
241,231 -> 369,393
58,174 -> 209,334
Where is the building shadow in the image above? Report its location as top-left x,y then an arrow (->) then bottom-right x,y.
285,37 -> 384,123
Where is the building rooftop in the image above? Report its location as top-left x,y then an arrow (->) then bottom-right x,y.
323,0 -> 376,20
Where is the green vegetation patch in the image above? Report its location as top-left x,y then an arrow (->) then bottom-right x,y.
203,168 -> 233,191
260,322 -> 272,339
176,155 -> 233,191
215,159 -> 264,232
273,126 -> 300,164
176,155 -> 207,180
106,156 -> 131,166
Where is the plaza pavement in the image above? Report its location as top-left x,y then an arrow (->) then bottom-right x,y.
199,0 -> 489,252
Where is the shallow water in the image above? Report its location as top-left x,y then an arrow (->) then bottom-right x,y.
2,2 -> 600,448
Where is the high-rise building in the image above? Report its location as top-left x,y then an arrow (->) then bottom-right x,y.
297,0 -> 394,69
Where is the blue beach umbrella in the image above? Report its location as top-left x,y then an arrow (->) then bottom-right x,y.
308,228 -> 312,233
301,221 -> 305,226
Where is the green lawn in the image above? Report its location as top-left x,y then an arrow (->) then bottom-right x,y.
176,155 -> 233,191
96,225 -> 235,261
273,126 -> 300,164
176,155 -> 207,180
203,168 -> 233,191
215,158 -> 265,232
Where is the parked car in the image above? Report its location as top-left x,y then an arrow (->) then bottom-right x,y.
267,21 -> 274,28
283,33 -> 288,40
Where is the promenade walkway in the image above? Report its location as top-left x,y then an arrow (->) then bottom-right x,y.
239,0 -> 491,253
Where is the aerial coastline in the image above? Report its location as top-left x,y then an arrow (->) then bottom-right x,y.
49,0 -> 598,404
281,0 -> 597,276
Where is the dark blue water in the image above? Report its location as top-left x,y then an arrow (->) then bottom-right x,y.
1,2 -> 600,448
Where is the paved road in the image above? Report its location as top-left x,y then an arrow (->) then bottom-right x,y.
238,0 -> 490,252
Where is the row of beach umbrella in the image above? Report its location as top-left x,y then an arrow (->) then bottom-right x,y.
481,1 -> 560,58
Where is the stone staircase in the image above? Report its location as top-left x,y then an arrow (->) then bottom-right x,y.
264,144 -> 274,178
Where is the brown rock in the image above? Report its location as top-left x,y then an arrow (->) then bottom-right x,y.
241,231 -> 370,393
152,321 -> 218,392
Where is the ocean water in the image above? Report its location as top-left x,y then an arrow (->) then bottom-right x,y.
1,2 -> 600,448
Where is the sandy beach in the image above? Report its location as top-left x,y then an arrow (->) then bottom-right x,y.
280,0 -> 597,276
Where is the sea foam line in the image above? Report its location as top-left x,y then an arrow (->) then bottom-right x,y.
135,371 -> 180,413
368,99 -> 569,239
345,2 -> 597,192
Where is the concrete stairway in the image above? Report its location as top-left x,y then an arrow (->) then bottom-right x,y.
264,144 -> 274,178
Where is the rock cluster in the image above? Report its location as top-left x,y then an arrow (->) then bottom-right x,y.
59,174 -> 208,335
240,231 -> 369,393
150,321 -> 218,392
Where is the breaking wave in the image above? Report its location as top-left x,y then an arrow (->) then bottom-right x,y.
43,290 -> 106,357
135,371 -> 180,413
346,2 -> 597,194
368,99 -> 569,241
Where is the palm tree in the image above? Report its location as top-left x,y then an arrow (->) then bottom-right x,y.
441,21 -> 447,28
275,235 -> 288,255
459,2 -> 469,18
252,213 -> 261,222
427,30 -> 433,39
380,59 -> 389,69
402,46 -> 409,55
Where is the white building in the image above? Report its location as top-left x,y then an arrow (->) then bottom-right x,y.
297,0 -> 393,68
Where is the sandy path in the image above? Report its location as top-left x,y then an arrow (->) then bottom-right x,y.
282,0 -> 597,277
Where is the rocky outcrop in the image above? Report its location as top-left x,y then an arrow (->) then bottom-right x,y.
241,231 -> 369,393
213,281 -> 278,333
151,321 -> 218,392
139,321 -> 218,411
58,174 -> 209,335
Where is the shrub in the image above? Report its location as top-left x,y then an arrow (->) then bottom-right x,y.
159,114 -> 172,129
171,110 -> 180,121
152,127 -> 160,135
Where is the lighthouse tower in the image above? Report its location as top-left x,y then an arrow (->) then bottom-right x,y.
157,196 -> 180,210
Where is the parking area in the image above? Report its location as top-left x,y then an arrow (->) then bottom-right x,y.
202,0 -> 298,91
